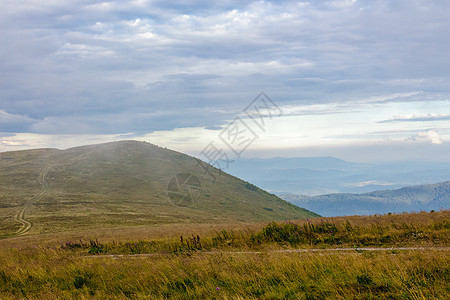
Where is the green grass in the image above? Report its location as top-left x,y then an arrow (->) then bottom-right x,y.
0,211 -> 448,299
1,248 -> 448,299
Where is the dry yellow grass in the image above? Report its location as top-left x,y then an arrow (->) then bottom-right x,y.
0,210 -> 448,299
0,247 -> 448,299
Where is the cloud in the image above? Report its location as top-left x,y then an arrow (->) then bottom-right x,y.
406,130 -> 443,145
204,125 -> 223,130
348,181 -> 394,188
380,114 -> 450,123
1,0 -> 450,160
0,110 -> 36,132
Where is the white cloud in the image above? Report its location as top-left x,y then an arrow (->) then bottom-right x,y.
347,181 -> 394,187
380,113 -> 450,123
406,130 -> 443,145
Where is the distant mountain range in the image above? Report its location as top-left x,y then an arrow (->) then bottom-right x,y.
278,181 -> 450,217
226,157 -> 450,195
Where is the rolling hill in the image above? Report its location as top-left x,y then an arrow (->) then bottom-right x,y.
279,181 -> 450,217
0,141 -> 318,237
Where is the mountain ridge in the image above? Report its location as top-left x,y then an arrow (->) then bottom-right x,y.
279,181 -> 450,217
0,140 -> 318,237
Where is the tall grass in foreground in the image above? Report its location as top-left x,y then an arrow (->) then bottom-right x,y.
0,210 -> 448,299
0,248 -> 448,299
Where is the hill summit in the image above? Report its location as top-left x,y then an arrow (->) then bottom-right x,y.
0,141 -> 317,236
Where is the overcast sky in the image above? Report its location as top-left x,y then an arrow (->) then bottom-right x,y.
1,0 -> 449,162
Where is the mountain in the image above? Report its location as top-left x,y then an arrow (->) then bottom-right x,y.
0,141 -> 318,237
226,157 -> 450,195
278,181 -> 450,217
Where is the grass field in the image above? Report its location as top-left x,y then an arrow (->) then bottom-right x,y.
0,210 -> 448,299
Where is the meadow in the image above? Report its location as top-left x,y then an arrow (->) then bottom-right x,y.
0,210 -> 448,299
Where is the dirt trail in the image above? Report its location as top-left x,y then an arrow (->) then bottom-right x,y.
12,151 -> 97,236
15,164 -> 53,235
84,247 -> 450,259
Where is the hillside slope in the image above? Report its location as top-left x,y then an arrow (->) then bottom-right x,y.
279,181 -> 450,217
0,141 -> 318,236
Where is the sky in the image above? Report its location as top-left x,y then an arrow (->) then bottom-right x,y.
1,0 -> 450,163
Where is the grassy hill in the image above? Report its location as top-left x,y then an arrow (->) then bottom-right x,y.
0,141 -> 317,237
280,181 -> 450,217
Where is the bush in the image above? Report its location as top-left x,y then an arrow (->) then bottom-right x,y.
88,239 -> 106,254
261,220 -> 337,245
